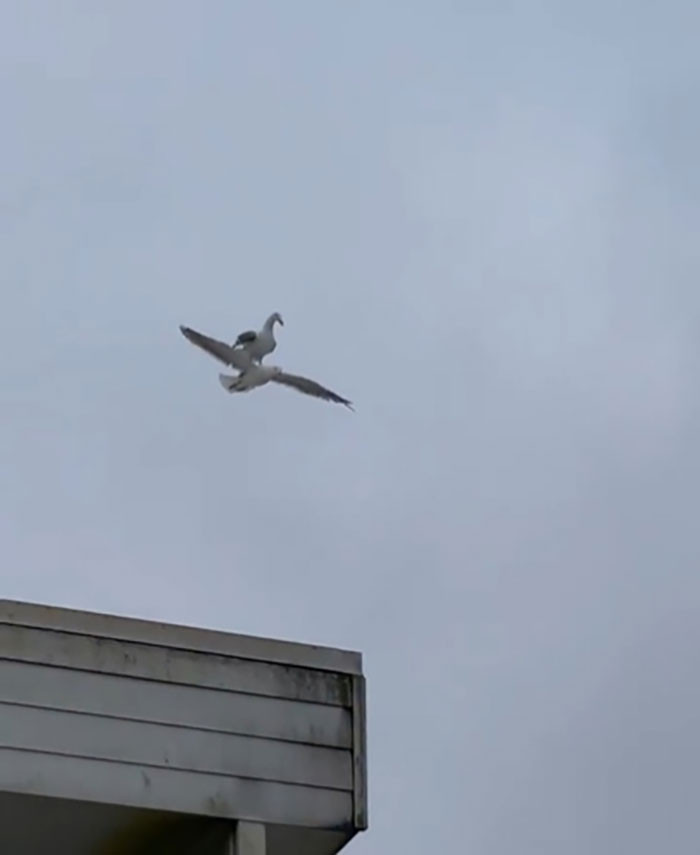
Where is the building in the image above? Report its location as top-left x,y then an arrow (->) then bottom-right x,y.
0,599 -> 367,855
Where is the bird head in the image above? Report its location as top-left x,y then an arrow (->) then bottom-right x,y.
270,312 -> 284,327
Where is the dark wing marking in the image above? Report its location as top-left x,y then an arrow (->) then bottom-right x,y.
235,330 -> 258,346
179,325 -> 249,369
272,371 -> 354,410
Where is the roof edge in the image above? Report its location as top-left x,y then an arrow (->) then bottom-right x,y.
0,599 -> 363,676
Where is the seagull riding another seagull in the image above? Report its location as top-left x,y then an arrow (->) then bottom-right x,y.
179,324 -> 353,410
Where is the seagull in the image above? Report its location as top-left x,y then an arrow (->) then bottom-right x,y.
233,312 -> 284,363
180,325 -> 354,410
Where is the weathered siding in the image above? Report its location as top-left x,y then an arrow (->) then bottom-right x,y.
0,660 -> 352,747
0,749 -> 352,828
0,600 -> 362,674
0,600 -> 366,835
0,624 -> 352,706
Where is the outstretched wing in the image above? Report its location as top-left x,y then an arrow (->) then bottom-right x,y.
272,371 -> 354,409
179,325 -> 250,370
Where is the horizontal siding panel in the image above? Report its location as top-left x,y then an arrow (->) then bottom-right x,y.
0,703 -> 352,791
0,748 -> 353,830
0,661 -> 351,748
0,600 -> 362,675
0,625 -> 351,707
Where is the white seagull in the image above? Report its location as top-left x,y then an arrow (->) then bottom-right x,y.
179,325 -> 354,410
233,312 -> 284,363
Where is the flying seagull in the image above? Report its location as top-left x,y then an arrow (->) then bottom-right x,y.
233,312 -> 284,363
179,325 -> 353,410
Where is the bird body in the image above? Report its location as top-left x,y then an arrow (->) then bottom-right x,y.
219,363 -> 279,392
234,312 -> 283,363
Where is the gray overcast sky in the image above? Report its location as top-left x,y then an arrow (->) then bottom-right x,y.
2,2 -> 700,853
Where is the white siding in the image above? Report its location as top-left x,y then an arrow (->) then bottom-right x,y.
0,600 -> 366,837
0,749 -> 352,829
0,660 -> 352,747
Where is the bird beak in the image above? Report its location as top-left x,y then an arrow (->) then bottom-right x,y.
279,317 -> 284,326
